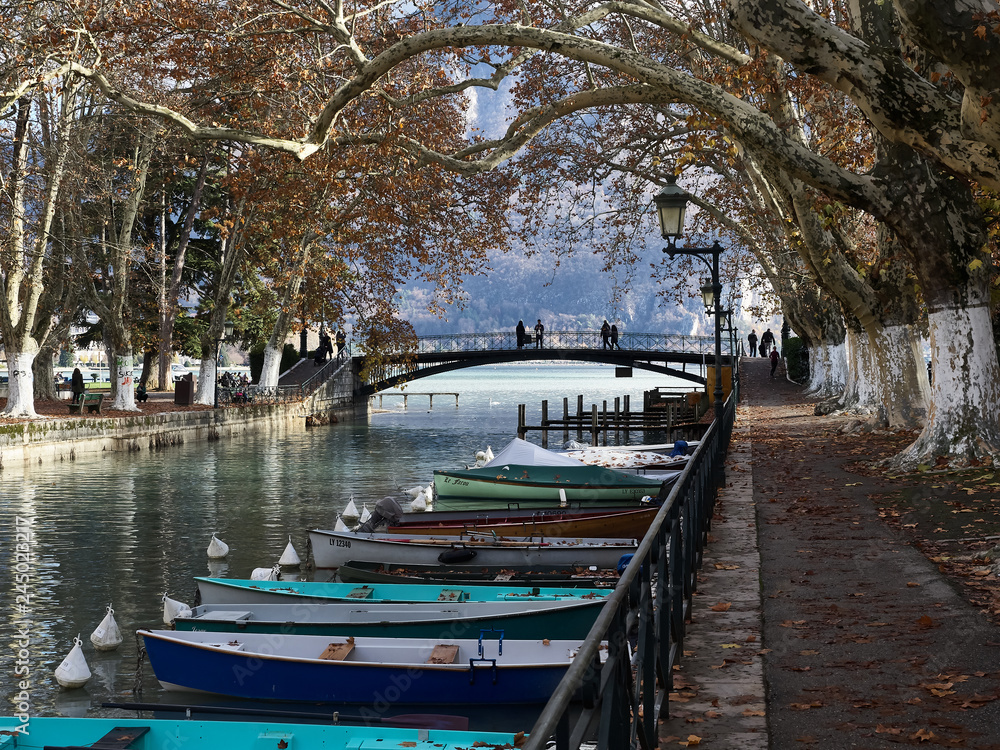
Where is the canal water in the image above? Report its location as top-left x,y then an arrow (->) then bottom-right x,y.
0,363 -> 696,728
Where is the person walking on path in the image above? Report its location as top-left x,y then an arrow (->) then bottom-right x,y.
760,327 -> 775,356
534,319 -> 544,348
335,330 -> 346,355
516,320 -> 526,349
71,367 -> 85,403
769,346 -> 779,377
600,320 -> 611,349
747,329 -> 758,357
610,324 -> 619,350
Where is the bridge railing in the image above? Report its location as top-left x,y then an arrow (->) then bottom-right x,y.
412,330 -> 732,355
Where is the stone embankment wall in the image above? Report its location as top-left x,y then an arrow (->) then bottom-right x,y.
1,362 -> 369,470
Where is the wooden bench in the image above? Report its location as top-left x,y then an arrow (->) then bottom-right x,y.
319,638 -> 355,661
427,644 -> 459,664
68,393 -> 104,415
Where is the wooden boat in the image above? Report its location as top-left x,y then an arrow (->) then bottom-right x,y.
139,629 -> 601,705
195,576 -> 611,606
308,529 -> 638,570
173,597 -> 606,639
387,504 -> 660,538
337,560 -> 620,588
432,463 -> 665,502
0,715 -> 524,749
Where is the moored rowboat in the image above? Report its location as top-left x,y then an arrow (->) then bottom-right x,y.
194,576 -> 610,606
308,529 -> 638,570
0,715 -> 524,749
336,560 -> 620,588
433,463 -> 665,502
139,629 -> 600,705
387,504 -> 659,538
173,597 -> 606,639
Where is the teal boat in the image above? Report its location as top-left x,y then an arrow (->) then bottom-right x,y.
195,576 -> 611,606
433,463 -> 666,502
0,716 -> 526,749
173,598 -> 605,639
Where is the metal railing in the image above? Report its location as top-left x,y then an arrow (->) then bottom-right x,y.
523,376 -> 739,749
410,330 -> 733,356
217,348 -> 353,406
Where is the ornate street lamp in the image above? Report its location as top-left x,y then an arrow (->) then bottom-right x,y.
654,176 -> 726,422
214,319 -> 236,409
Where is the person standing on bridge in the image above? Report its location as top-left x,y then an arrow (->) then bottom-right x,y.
600,320 -> 611,349
760,327 -> 775,357
534,319 -> 544,348
610,324 -> 619,350
747,329 -> 758,357
335,329 -> 346,355
516,320 -> 526,349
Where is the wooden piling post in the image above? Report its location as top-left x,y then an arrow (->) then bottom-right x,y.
563,397 -> 569,444
624,395 -> 630,441
591,404 -> 598,446
541,400 -> 549,448
518,404 -> 526,439
577,395 -> 584,440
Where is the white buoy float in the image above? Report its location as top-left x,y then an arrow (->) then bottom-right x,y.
359,504 -> 372,525
90,604 -> 123,652
207,533 -> 230,559
404,485 -> 425,499
251,564 -> 280,581
341,497 -> 360,524
334,514 -> 350,531
279,536 -> 301,567
559,488 -> 568,508
54,636 -> 91,689
162,593 -> 192,624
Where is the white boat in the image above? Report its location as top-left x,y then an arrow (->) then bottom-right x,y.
308,528 -> 638,569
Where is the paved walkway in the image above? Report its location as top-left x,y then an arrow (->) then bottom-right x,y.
660,357 -> 1000,749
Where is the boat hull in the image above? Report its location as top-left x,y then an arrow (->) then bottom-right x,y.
336,561 -> 619,588
389,505 -> 659,538
140,630 -> 584,705
308,529 -> 638,570
0,715 -> 523,749
194,577 -> 611,606
173,598 -> 605,640
433,463 -> 663,502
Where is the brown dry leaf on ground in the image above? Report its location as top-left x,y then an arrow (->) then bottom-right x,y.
0,397 -> 213,425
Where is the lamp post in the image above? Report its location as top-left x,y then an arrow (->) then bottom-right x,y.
654,176 -> 726,422
213,319 -> 236,409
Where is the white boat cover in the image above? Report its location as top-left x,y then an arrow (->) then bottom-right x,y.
483,438 -> 586,468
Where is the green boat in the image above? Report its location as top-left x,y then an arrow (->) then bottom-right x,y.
433,463 -> 667,502
173,598 -> 605,639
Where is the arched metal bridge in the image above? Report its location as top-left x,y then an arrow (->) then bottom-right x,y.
354,330 -> 734,396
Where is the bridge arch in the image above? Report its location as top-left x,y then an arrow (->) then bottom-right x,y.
353,330 -> 732,397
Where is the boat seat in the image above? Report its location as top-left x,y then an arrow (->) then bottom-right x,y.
47,725 -> 151,749
319,638 -> 355,661
346,586 -> 373,599
437,588 -> 466,601
426,644 -> 459,664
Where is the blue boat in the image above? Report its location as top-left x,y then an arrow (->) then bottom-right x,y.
194,576 -> 611,606
0,715 -> 525,749
140,629 -> 600,705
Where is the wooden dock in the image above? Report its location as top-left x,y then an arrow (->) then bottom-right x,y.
374,392 -> 459,409
517,390 -> 710,447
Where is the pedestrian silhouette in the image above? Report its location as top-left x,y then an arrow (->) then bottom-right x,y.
516,320 -> 526,349
534,319 -> 544,348
610,324 -> 619,350
770,347 -> 780,377
600,320 -> 611,349
760,328 -> 775,357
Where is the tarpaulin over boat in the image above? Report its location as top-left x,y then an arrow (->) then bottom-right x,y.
483,438 -> 585,468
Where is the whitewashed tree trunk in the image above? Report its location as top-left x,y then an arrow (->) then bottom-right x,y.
196,357 -> 218,406
892,304 -> 1000,469
805,341 -> 847,398
258,345 -> 283,388
109,353 -> 138,412
4,351 -> 39,417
